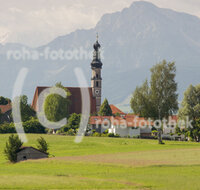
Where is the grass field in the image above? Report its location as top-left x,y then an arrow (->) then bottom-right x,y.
0,134 -> 200,189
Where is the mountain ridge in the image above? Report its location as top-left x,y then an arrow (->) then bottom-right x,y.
0,1 -> 200,112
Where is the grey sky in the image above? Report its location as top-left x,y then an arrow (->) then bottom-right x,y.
0,0 -> 199,47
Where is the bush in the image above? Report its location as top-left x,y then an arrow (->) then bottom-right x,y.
93,132 -> 101,137
60,113 -> 80,133
108,133 -> 115,137
0,123 -> 16,133
4,134 -> 23,163
101,133 -> 108,137
108,133 -> 120,138
0,118 -> 47,134
114,134 -> 120,138
56,130 -> 61,135
66,128 -> 76,136
23,118 -> 46,133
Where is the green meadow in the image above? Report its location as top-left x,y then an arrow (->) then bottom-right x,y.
0,134 -> 200,189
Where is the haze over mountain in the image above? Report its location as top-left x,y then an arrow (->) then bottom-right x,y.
0,1 -> 200,112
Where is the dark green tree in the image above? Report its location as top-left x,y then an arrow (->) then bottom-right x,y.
44,83 -> 71,122
191,119 -> 200,142
12,95 -> 35,122
0,108 -> 2,123
20,95 -> 36,122
0,96 -> 9,105
61,113 -> 81,133
179,84 -> 200,121
37,137 -> 49,155
98,99 -> 112,116
4,134 -> 23,163
179,84 -> 200,142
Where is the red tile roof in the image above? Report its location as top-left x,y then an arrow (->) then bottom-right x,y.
32,87 -> 97,114
90,116 -> 112,125
90,116 -> 153,128
0,104 -> 12,114
110,104 -> 125,115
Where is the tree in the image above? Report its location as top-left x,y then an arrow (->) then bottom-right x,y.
60,113 -> 81,134
0,96 -> 9,105
37,137 -> 49,155
179,84 -> 200,141
98,99 -> 112,116
12,95 -> 36,122
44,83 -> 71,122
150,60 -> 178,119
0,108 -> 2,123
20,95 -> 36,122
4,134 -> 23,163
179,84 -> 200,121
130,80 -> 152,118
131,60 -> 178,119
130,60 -> 178,144
192,119 -> 200,142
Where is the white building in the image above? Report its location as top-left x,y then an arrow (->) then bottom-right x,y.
90,114 -> 152,138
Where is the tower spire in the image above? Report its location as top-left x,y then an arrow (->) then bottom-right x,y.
96,32 -> 99,42
91,35 -> 103,113
92,33 -> 102,64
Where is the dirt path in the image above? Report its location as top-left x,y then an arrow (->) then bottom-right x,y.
47,148 -> 200,167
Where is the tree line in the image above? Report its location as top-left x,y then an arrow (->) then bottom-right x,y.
130,60 -> 200,142
1,61 -> 200,142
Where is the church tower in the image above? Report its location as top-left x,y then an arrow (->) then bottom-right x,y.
91,34 -> 103,113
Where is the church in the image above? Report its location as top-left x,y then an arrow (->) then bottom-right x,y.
32,37 -> 103,114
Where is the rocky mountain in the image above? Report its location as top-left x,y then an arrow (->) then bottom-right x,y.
0,1 -> 200,112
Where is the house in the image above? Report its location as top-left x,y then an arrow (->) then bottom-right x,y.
108,116 -> 141,137
0,103 -> 12,123
90,116 -> 112,133
89,107 -> 153,138
32,37 -> 103,115
17,147 -> 48,162
108,115 -> 152,138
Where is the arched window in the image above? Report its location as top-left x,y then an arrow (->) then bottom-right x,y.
96,74 -> 99,78
96,81 -> 99,87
